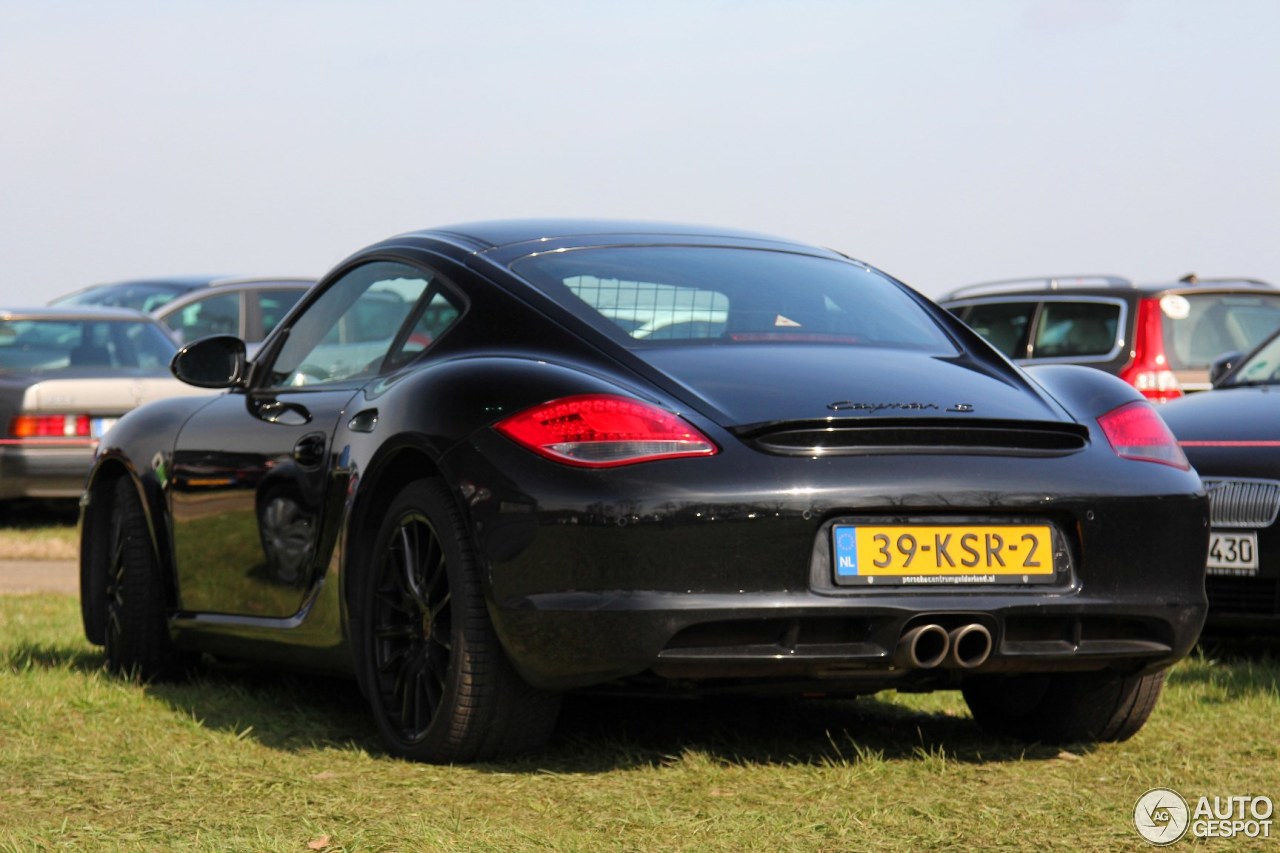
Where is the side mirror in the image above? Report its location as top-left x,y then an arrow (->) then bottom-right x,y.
1209,350 -> 1243,387
171,335 -> 247,388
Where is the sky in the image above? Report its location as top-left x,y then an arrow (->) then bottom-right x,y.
1,0 -> 1277,302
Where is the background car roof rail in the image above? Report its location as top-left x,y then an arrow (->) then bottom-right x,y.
1171,275 -> 1274,289
942,275 -> 1133,300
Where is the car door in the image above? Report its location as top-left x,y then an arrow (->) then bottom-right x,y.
169,261 -> 440,618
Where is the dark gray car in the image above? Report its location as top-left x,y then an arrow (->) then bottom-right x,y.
0,306 -> 211,500
940,275 -> 1280,402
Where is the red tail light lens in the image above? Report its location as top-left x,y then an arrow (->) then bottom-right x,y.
1097,401 -> 1188,469
1118,299 -> 1183,402
495,394 -> 718,467
9,414 -> 91,438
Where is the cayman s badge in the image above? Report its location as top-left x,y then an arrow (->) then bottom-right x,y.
826,401 -> 976,413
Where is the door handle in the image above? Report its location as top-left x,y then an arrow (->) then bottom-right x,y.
255,398 -> 312,426
292,432 -> 327,468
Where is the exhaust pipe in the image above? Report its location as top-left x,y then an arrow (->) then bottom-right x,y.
895,624 -> 950,669
947,623 -> 993,669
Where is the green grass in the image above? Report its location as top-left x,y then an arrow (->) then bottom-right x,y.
1,594 -> 1277,852
0,502 -> 77,560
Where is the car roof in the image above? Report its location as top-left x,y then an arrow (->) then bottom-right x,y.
197,275 -> 316,289
1,306 -> 160,321
940,275 -> 1276,303
393,219 -> 838,255
156,277 -> 315,303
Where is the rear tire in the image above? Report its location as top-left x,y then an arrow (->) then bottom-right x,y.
962,668 -> 1166,744
103,477 -> 186,679
355,479 -> 560,763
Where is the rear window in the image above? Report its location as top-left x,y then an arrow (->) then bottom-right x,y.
1162,293 -> 1280,370
0,319 -> 177,372
954,301 -> 1035,357
1031,301 -> 1121,358
511,247 -> 954,352
949,299 -> 1121,360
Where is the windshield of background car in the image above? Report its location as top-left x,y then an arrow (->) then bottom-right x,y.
265,261 -> 461,387
1161,292 -> 1280,370
0,318 -> 177,373
51,283 -> 192,313
1225,333 -> 1280,386
510,247 -> 956,352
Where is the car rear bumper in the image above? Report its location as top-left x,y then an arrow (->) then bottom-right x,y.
453,436 -> 1210,691
492,589 -> 1205,690
0,442 -> 94,500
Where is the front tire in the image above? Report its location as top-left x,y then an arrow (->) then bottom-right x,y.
355,479 -> 560,763
102,477 -> 186,679
962,668 -> 1167,744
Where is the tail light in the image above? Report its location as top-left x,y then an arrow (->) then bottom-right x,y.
1118,299 -> 1182,402
495,394 -> 718,467
9,414 -> 92,439
1097,401 -> 1189,469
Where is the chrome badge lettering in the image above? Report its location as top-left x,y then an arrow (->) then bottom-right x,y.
825,401 -> 976,413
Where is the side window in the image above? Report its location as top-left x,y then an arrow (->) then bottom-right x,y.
1032,302 -> 1120,359
385,290 -> 462,369
265,262 -> 434,387
256,289 -> 306,339
167,292 -> 242,343
959,302 -> 1036,358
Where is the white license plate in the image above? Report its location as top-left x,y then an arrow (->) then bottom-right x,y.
90,417 -> 118,439
1207,531 -> 1258,574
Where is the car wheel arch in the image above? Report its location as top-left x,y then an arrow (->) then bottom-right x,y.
81,459 -> 180,644
342,442 -> 458,625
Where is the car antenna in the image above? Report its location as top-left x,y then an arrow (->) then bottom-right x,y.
1179,272 -> 1199,284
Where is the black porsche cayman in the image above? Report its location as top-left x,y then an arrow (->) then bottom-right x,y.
79,221 -> 1208,762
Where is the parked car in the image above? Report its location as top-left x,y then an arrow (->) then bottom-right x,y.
52,276 -> 315,351
0,307 -> 212,500
151,277 -> 313,354
51,275 -> 226,313
1160,327 -> 1280,633
79,221 -> 1208,763
940,275 -> 1280,402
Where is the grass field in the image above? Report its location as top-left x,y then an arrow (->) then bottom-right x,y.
1,593 -> 1277,852
0,502 -> 78,560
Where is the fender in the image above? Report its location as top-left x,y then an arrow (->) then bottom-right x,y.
80,393 -> 222,635
1024,363 -> 1147,421
339,354 -> 673,611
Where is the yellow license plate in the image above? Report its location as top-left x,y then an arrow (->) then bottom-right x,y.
833,524 -> 1055,585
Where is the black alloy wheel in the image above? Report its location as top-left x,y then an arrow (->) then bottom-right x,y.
369,508 -> 453,744
357,479 -> 560,763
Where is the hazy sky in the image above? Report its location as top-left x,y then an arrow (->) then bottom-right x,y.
2,0 -> 1277,303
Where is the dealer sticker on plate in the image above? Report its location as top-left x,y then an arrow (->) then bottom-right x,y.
832,524 -> 1055,585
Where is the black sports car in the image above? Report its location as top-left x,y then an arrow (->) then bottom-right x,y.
1160,330 -> 1280,633
79,220 -> 1208,763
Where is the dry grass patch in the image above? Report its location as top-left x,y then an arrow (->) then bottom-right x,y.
0,501 -> 77,561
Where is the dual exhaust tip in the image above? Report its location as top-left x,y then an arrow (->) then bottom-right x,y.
895,623 -> 993,670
